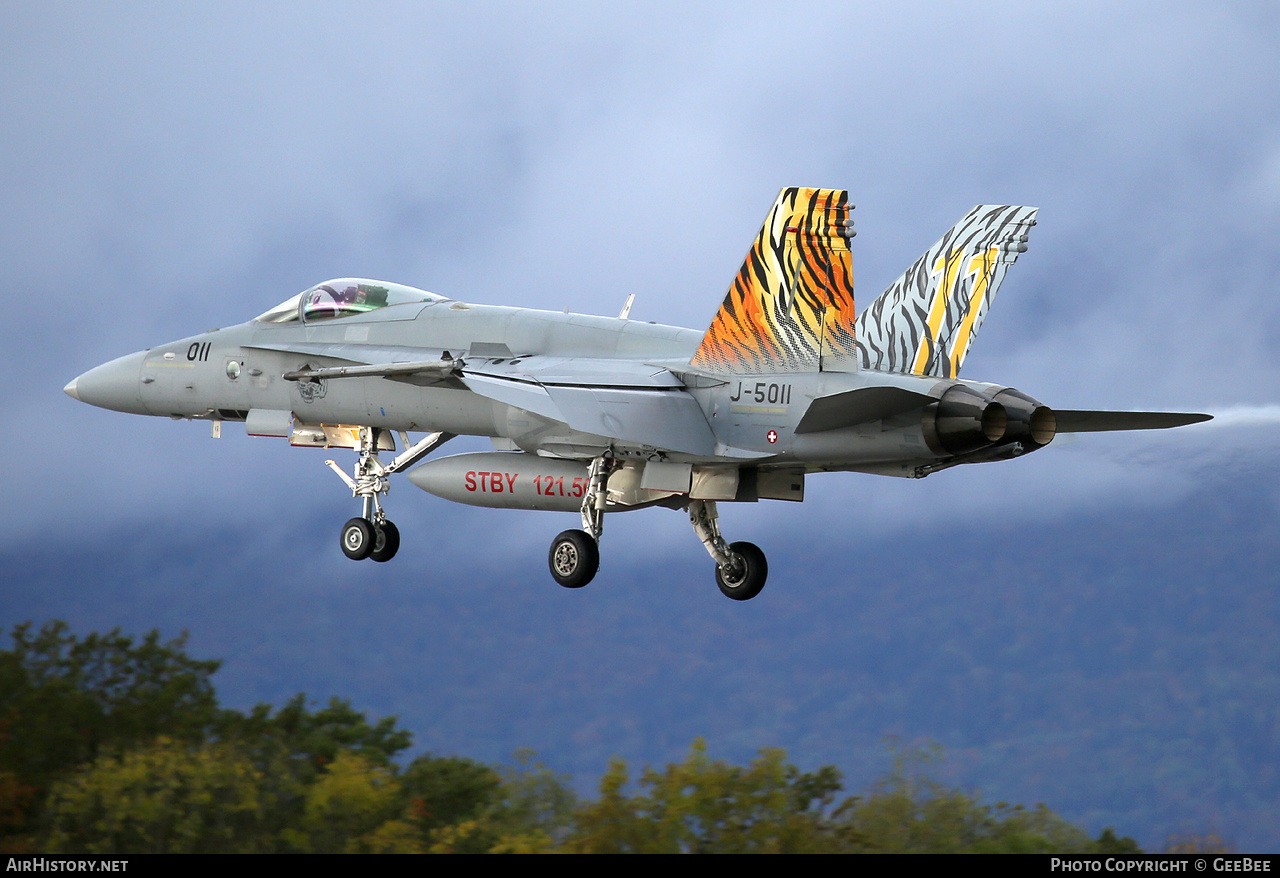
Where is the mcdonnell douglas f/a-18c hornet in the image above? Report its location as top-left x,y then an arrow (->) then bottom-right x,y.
65,188 -> 1210,600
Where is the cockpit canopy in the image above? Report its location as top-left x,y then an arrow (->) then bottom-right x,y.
254,279 -> 447,324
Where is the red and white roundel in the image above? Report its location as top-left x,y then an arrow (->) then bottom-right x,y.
766,430 -> 778,444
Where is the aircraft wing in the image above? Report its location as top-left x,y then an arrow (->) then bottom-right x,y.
248,340 -> 719,456
1053,410 -> 1212,432
542,385 -> 718,456
461,358 -> 718,456
456,372 -> 563,422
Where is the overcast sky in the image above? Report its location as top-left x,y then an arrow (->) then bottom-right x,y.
4,3 -> 1277,554
3,1 -> 1279,845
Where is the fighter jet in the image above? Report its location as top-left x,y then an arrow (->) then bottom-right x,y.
64,188 -> 1209,600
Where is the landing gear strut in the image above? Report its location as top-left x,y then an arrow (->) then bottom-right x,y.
690,499 -> 767,600
327,428 -> 451,563
547,455 -> 611,588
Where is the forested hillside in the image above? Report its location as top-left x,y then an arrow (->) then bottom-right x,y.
0,621 -> 1150,854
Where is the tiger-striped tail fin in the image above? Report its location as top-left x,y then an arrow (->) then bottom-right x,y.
690,187 -> 857,374
854,205 -> 1038,378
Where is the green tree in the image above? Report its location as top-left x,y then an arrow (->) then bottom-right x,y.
216,693 -> 412,777
0,770 -> 35,854
43,737 -> 266,854
213,694 -> 415,850
839,743 -> 1127,854
401,753 -> 502,840
281,751 -> 417,853
5,624 -> 1152,855
563,740 -> 1132,855
422,749 -> 576,854
0,621 -> 221,847
1095,827 -> 1143,854
487,749 -> 576,852
564,739 -> 850,853
0,621 -> 220,782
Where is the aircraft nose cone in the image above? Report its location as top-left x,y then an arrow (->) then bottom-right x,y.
67,350 -> 148,414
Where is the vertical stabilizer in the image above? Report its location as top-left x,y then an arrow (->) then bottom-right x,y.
691,188 -> 857,374
855,205 -> 1037,378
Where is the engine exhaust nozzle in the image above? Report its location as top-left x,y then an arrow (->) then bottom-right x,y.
991,388 -> 1056,449
927,386 -> 1007,455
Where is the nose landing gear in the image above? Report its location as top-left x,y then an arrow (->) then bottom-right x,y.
341,517 -> 376,560
327,427 -> 451,563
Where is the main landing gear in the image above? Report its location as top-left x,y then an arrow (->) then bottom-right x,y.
544,458 -> 769,601
327,427 -> 452,564
690,499 -> 767,601
548,456 -> 609,588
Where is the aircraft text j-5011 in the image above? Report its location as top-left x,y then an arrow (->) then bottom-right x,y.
63,187 -> 1213,601
729,381 -> 792,405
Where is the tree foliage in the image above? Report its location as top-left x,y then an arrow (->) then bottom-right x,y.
0,621 -> 220,783
218,693 -> 412,776
1,622 -> 1160,854
562,739 -> 1140,854
566,739 -> 850,853
0,621 -> 221,849
43,738 -> 266,854
282,751 -> 413,853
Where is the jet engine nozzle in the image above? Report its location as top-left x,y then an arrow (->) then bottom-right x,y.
991,388 -> 1056,449
926,386 -> 1007,455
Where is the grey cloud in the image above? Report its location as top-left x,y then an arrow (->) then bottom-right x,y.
4,3 -> 1279,555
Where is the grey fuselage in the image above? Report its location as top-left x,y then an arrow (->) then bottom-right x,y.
67,291 -> 1046,479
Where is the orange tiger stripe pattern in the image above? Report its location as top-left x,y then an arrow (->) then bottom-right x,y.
691,188 -> 857,374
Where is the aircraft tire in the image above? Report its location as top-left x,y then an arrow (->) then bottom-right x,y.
341,517 -> 376,561
715,541 -> 767,601
549,529 -> 599,588
370,520 -> 400,563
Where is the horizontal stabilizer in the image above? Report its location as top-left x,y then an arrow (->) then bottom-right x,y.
1054,410 -> 1212,432
795,387 -> 933,434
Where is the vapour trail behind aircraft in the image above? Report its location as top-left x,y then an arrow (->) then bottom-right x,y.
64,188 -> 1210,600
